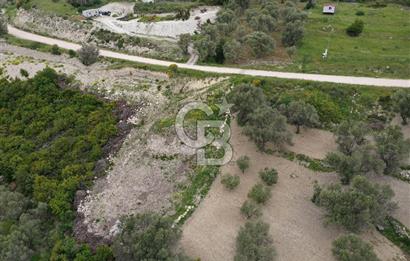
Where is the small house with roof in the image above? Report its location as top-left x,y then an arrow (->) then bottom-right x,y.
323,4 -> 336,14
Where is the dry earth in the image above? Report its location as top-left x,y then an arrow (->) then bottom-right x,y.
180,119 -> 407,261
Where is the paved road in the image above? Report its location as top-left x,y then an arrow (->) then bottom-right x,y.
7,25 -> 410,88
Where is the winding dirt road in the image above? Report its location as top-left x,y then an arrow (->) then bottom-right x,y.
7,25 -> 410,88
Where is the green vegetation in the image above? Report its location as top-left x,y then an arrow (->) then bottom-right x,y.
78,43 -> 99,65
27,0 -> 78,16
313,176 -> 397,231
392,89 -> 410,125
376,126 -> 410,175
194,0 -> 307,63
235,221 -> 276,261
379,217 -> 410,255
332,234 -> 380,261
4,34 -> 70,55
221,174 -> 241,190
279,1 -> 410,78
113,213 -> 190,261
346,19 -> 364,37
0,69 -> 118,259
248,183 -> 271,204
0,16 -> 7,35
133,1 -> 201,14
280,100 -> 320,133
259,167 -> 278,186
240,200 -> 262,219
237,155 -> 250,173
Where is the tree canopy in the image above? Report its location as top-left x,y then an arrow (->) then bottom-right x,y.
313,176 -> 396,231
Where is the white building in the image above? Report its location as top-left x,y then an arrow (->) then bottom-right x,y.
82,9 -> 100,18
323,4 -> 336,14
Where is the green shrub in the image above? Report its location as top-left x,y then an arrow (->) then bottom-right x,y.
248,183 -> 271,204
221,174 -> 240,190
259,168 -> 278,186
240,200 -> 262,219
355,10 -> 365,16
237,155 -> 250,173
346,19 -> 364,37
235,221 -> 275,261
51,44 -> 61,55
68,49 -> 76,58
332,234 -> 380,261
20,68 -> 29,78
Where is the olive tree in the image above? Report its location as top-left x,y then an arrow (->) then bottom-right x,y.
245,31 -> 275,58
221,174 -> 240,190
240,200 -> 262,219
326,145 -> 385,184
223,39 -> 241,63
334,121 -> 368,155
282,21 -> 304,47
248,183 -> 271,204
229,84 -> 267,126
248,13 -> 277,33
77,43 -> 99,66
313,176 -> 397,231
244,105 -> 292,151
332,234 -> 380,261
235,221 -> 275,261
375,126 -> 410,175
259,167 -> 278,186
178,33 -> 191,55
391,89 -> 410,125
282,101 -> 320,133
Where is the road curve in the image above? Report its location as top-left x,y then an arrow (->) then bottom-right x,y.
7,25 -> 410,88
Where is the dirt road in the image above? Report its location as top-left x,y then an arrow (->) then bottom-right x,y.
7,25 -> 410,88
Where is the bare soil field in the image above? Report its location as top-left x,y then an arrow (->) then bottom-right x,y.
180,119 -> 407,261
285,125 -> 337,159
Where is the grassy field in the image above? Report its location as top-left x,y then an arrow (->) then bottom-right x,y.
250,1 -> 410,78
29,0 -> 78,16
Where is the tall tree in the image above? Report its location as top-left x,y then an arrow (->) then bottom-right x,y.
391,89 -> 410,125
313,176 -> 397,231
282,101 -> 320,133
375,126 -> 410,175
229,84 -> 267,126
334,121 -> 368,155
244,105 -> 292,150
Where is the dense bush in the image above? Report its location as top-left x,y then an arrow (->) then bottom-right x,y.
248,183 -> 271,204
221,174 -> 240,190
234,221 -> 275,261
0,68 -> 117,219
332,234 -> 380,261
259,167 -> 278,186
313,176 -> 397,231
346,19 -> 364,37
240,200 -> 262,219
113,213 -> 189,261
